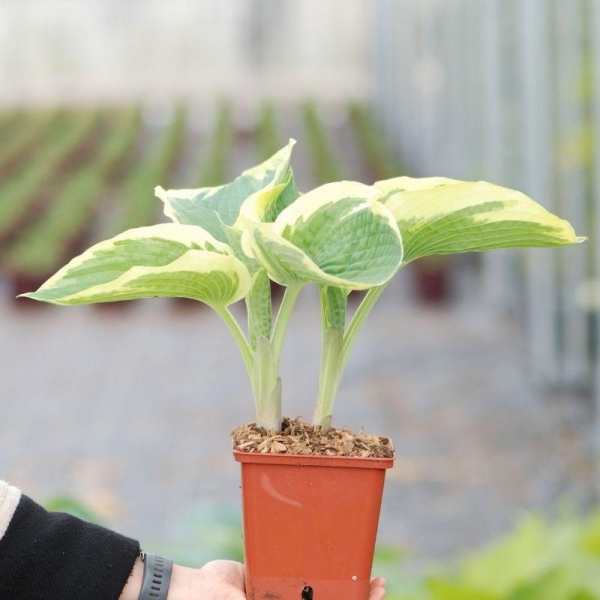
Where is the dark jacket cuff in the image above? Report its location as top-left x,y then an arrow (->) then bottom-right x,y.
0,494 -> 140,600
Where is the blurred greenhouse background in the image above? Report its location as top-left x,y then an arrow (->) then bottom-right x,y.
1,0 -> 600,597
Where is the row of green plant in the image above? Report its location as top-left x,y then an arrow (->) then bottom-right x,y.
0,111 -> 67,191
195,102 -> 235,187
0,110 -> 101,247
114,106 -> 187,234
0,109 -> 60,178
302,101 -> 344,184
5,109 -> 142,279
348,102 -> 405,180
255,102 -> 281,161
0,109 -> 24,139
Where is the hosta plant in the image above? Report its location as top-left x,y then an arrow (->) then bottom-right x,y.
24,140 -> 583,433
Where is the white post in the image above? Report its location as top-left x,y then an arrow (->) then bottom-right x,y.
556,0 -> 589,387
403,0 -> 419,173
592,0 -> 600,448
443,0 -> 467,179
518,0 -> 559,386
417,0 -> 437,173
481,0 -> 515,313
393,0 -> 411,164
373,0 -> 393,136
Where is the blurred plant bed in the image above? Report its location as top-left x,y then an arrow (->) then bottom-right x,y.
194,101 -> 234,188
302,101 -> 343,185
0,108 -> 24,138
0,111 -> 67,191
117,106 -> 187,233
7,109 -> 142,304
255,102 -> 281,161
44,493 -> 600,600
0,110 -> 102,251
348,102 -> 406,182
0,109 -> 61,179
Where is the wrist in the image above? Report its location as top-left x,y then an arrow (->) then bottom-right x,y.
119,557 -> 144,600
120,553 -> 192,600
166,565 -> 196,600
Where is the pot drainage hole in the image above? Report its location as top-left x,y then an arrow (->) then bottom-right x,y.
301,586 -> 313,600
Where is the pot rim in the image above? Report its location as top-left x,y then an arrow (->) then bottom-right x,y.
233,449 -> 394,469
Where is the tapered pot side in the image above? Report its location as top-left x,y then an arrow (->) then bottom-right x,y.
233,449 -> 394,600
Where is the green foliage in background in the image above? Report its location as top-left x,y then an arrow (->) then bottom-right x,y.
0,110 -> 99,244
255,103 -> 281,161
44,495 -> 106,526
381,512 -> 600,600
349,102 -> 404,180
118,106 -> 186,232
6,108 -> 141,276
197,102 -> 234,187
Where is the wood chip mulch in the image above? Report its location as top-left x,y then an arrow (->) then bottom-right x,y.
232,417 -> 394,458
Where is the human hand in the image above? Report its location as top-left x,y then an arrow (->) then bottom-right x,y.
187,560 -> 245,600
119,558 -> 245,600
369,576 -> 387,600
121,557 -> 386,600
189,562 -> 387,600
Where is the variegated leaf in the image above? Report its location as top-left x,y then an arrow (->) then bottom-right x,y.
155,139 -> 299,232
221,221 -> 261,274
375,177 -> 584,263
22,223 -> 250,307
375,176 -> 458,203
236,179 -> 296,228
243,182 -> 403,290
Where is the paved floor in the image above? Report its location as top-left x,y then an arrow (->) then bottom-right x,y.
0,264 -> 596,566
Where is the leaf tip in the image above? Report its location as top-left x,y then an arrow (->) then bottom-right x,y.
577,236 -> 588,244
154,185 -> 167,202
16,292 -> 39,302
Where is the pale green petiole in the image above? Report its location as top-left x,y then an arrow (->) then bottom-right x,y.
313,282 -> 390,429
217,283 -> 304,432
271,283 -> 303,367
251,336 -> 281,432
313,325 -> 344,429
214,306 -> 254,377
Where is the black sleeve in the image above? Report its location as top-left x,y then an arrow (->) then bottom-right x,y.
0,494 -> 140,600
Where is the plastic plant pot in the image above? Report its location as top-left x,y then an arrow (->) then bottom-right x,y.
234,449 -> 394,600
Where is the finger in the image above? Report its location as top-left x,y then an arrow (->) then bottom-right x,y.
369,577 -> 387,600
228,561 -> 245,590
368,587 -> 386,600
370,577 -> 387,590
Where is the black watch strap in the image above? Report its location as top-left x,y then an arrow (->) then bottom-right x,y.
138,553 -> 173,600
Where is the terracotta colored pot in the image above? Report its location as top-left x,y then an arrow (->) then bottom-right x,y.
233,450 -> 394,600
